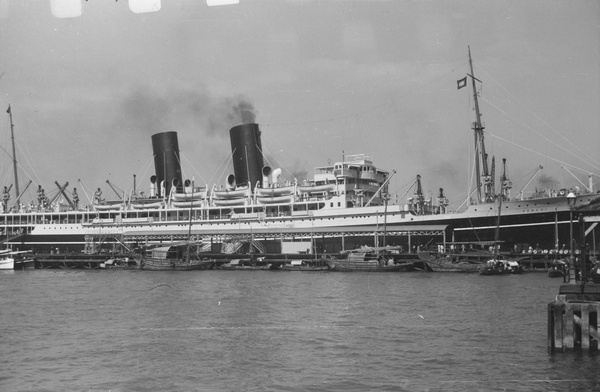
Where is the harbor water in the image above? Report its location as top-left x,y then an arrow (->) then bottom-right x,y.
1,270 -> 599,391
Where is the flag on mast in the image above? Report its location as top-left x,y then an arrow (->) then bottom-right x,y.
457,77 -> 467,90
6,104 -> 10,114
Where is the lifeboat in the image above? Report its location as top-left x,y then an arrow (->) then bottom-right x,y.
172,186 -> 208,201
172,200 -> 204,208
172,191 -> 207,202
298,183 -> 336,194
131,201 -> 162,209
213,198 -> 247,206
212,187 -> 249,199
257,195 -> 294,204
256,185 -> 295,197
94,202 -> 123,211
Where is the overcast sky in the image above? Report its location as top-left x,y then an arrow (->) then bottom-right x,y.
0,0 -> 598,208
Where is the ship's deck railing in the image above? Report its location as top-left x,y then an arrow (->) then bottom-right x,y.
343,153 -> 372,163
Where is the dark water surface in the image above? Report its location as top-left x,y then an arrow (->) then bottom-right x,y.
1,269 -> 599,391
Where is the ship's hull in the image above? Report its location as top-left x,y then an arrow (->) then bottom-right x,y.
1,193 -> 598,255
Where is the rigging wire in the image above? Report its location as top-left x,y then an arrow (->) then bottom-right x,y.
480,96 -> 600,174
261,60 -> 467,128
133,156 -> 155,195
0,151 -> 8,187
181,153 -> 208,186
16,140 -> 44,187
0,120 -> 43,203
206,150 -> 234,187
260,144 -> 295,182
486,131 -> 599,178
475,62 -> 599,171
258,59 -> 469,203
77,179 -> 94,205
173,150 -> 208,187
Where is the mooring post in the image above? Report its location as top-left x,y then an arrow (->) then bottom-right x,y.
549,287 -> 600,352
581,305 -> 590,349
567,192 -> 577,283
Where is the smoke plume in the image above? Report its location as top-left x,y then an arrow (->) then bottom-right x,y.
118,85 -> 258,138
537,174 -> 560,190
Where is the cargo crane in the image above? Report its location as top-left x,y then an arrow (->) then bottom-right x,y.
517,165 -> 543,200
106,180 -> 123,201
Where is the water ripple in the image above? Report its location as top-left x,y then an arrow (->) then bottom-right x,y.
1,271 -> 598,391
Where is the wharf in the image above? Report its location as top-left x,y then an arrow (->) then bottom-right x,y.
548,283 -> 600,352
208,252 -> 427,270
33,253 -> 123,269
27,251 -> 426,271
557,283 -> 600,302
423,251 -> 565,271
30,252 -> 327,270
209,253 -> 326,270
513,254 -> 569,271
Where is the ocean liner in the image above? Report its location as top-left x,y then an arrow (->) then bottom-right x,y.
1,50 -> 599,256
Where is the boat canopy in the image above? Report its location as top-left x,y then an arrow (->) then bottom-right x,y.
149,246 -> 174,259
147,242 -> 199,258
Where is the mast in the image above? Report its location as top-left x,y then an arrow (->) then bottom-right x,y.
7,105 -> 20,203
381,170 -> 396,248
186,179 -> 194,264
382,187 -> 389,249
490,156 -> 496,200
187,179 -> 194,242
415,174 -> 425,214
554,208 -> 559,260
493,158 -> 507,260
467,47 -> 492,204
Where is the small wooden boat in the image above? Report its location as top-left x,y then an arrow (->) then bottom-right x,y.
477,160 -> 523,275
326,258 -> 414,272
219,258 -> 272,270
548,268 -> 564,278
589,264 -> 600,283
548,260 -> 567,278
0,251 -> 14,270
478,259 -> 523,275
101,258 -> 139,269
281,259 -> 329,271
0,250 -> 33,270
140,243 -> 215,271
418,251 -> 485,273
325,247 -> 414,272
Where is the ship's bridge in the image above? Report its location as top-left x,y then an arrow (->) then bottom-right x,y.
308,154 -> 390,207
313,154 -> 388,183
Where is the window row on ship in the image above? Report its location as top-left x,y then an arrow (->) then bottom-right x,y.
0,202 -> 403,227
0,203 -> 329,225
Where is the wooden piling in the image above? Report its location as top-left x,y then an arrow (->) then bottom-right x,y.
548,297 -> 600,352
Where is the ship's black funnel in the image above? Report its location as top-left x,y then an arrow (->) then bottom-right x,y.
227,174 -> 236,190
151,131 -> 183,197
229,124 -> 264,189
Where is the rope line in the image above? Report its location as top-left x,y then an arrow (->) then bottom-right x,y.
475,62 -> 599,168
262,60 -> 467,128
